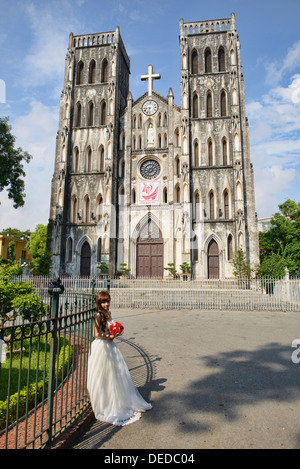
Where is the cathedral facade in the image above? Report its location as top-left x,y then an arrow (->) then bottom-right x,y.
47,13 -> 259,279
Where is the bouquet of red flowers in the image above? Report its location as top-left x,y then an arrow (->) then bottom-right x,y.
108,321 -> 124,336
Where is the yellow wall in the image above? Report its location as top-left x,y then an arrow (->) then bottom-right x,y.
0,236 -> 32,263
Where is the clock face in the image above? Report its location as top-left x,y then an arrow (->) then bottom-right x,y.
140,159 -> 161,179
142,100 -> 158,116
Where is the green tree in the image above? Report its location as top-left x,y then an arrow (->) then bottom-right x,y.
257,252 -> 287,278
26,225 -> 52,275
232,249 -> 252,279
0,261 -> 43,321
0,227 -> 31,240
258,199 -> 300,277
0,117 -> 32,208
7,241 -> 16,261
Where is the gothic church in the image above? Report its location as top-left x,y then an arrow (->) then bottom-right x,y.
47,13 -> 259,279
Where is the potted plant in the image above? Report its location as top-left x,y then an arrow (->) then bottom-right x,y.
179,262 -> 191,280
116,263 -> 131,278
164,262 -> 178,279
97,261 -> 109,276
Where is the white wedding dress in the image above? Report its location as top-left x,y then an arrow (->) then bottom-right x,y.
87,321 -> 152,426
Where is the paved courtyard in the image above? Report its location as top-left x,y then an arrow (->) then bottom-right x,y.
69,307 -> 300,449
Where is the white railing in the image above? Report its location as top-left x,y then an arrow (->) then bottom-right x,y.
9,276 -> 300,312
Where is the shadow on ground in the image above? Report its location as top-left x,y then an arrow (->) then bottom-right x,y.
148,342 -> 300,436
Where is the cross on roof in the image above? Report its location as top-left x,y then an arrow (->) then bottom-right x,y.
141,65 -> 161,96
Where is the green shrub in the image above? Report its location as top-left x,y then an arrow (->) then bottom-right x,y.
0,337 -> 73,430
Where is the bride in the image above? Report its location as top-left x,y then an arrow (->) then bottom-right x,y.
87,290 -> 152,426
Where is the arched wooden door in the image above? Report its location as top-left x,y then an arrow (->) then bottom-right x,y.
136,219 -> 163,278
80,241 -> 91,276
207,239 -> 219,279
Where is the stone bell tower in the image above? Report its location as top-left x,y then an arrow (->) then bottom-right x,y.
179,13 -> 259,278
47,28 -> 130,276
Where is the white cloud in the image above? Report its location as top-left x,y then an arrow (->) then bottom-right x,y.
272,74 -> 300,104
266,39 -> 300,86
248,57 -> 300,217
253,165 -> 296,218
17,2 -> 81,91
0,100 -> 58,231
248,75 -> 300,142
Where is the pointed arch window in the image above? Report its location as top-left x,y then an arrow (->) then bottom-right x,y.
218,47 -> 225,72
77,61 -> 84,85
100,101 -> 106,125
207,91 -> 212,117
132,188 -> 136,204
221,91 -> 227,117
119,158 -> 125,178
158,134 -> 162,148
73,147 -> 79,172
208,139 -> 213,166
224,190 -> 230,219
99,146 -> 104,171
175,155 -> 180,176
205,48 -> 212,73
75,102 -> 81,127
86,147 -> 92,172
101,59 -> 109,83
175,185 -> 181,203
88,101 -> 94,126
97,238 -> 102,262
67,237 -> 73,262
89,60 -> 96,84
222,138 -> 228,165
163,187 -> 168,204
96,194 -> 103,221
194,191 -> 200,221
71,196 -> 77,223
193,93 -> 199,118
209,190 -> 215,219
194,141 -> 199,167
191,50 -> 198,74
227,234 -> 233,260
84,195 -> 90,223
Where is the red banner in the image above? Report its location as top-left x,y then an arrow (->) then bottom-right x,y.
139,181 -> 160,205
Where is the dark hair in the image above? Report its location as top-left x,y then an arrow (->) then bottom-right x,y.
95,290 -> 111,331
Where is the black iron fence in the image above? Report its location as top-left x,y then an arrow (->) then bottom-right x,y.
1,275 -> 299,449
0,279 -> 96,449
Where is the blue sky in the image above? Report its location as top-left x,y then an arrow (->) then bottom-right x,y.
1,0 -> 300,231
